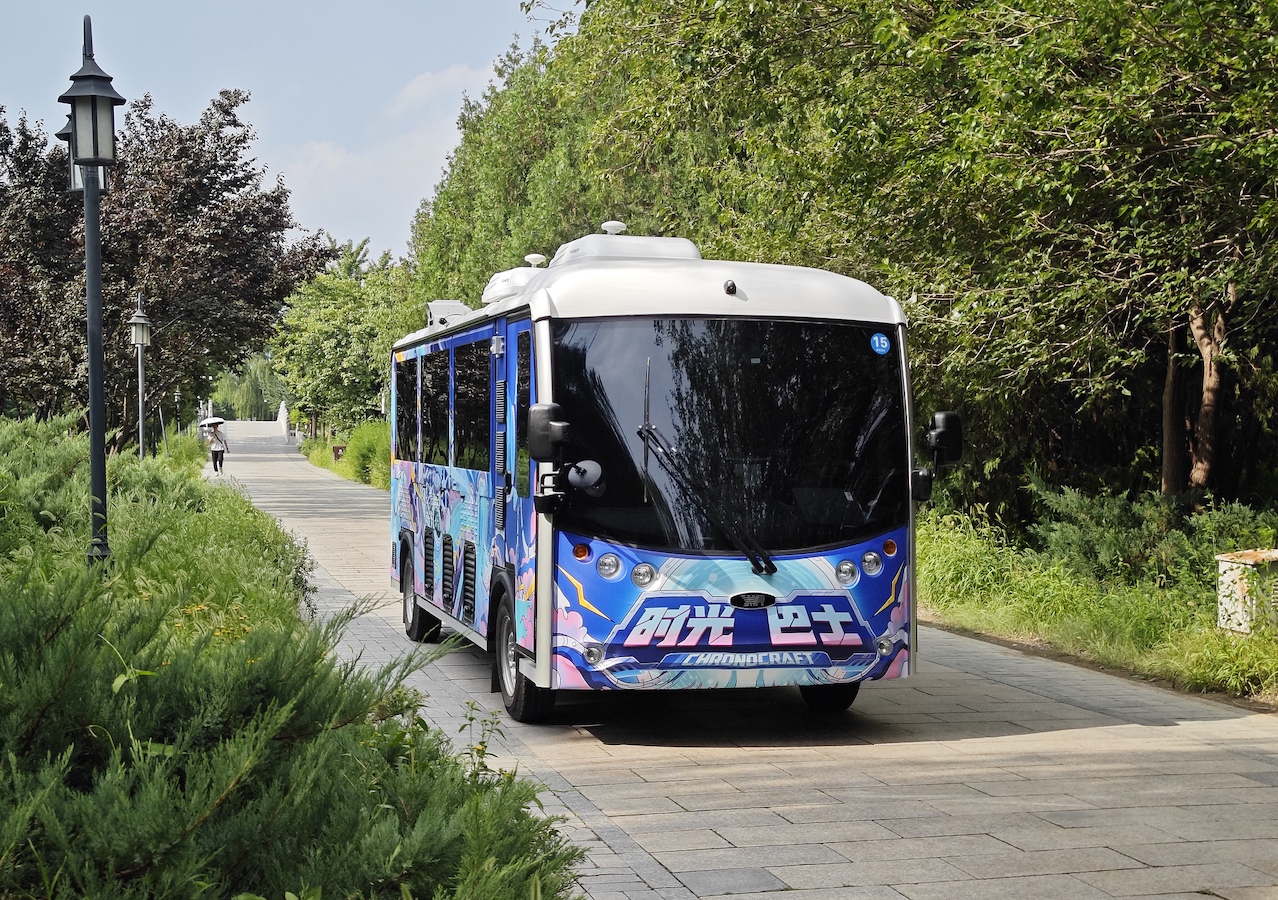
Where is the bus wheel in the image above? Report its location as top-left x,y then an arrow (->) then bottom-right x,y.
495,597 -> 555,723
403,570 -> 441,643
799,681 -> 860,714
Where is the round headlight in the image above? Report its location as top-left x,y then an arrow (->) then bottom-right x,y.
835,559 -> 858,585
596,553 -> 622,579
631,563 -> 656,587
861,551 -> 883,577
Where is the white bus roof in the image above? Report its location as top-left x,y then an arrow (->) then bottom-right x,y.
394,233 -> 904,351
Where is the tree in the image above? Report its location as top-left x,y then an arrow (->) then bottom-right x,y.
0,113 -> 85,419
0,92 -> 329,448
272,241 -> 423,433
213,352 -> 289,421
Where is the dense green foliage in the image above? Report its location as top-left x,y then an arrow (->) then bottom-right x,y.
0,94 -> 329,448
918,496 -> 1278,699
0,416 -> 582,898
272,241 -> 424,434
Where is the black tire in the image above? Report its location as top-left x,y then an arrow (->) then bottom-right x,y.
799,681 -> 861,714
494,596 -> 555,723
402,563 -> 441,643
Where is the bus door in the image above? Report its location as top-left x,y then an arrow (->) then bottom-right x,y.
502,320 -> 537,656
449,330 -> 496,632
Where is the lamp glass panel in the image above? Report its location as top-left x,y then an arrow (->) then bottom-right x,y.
94,100 -> 115,162
73,99 -> 96,161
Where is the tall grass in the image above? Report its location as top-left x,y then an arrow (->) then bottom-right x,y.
0,415 -> 583,899
917,502 -> 1278,701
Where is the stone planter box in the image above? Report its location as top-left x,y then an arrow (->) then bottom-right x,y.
1216,549 -> 1278,633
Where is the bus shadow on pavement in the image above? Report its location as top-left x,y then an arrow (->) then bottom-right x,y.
536,682 -> 1129,748
515,654 -> 1255,747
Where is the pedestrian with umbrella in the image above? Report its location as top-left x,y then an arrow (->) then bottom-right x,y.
203,416 -> 228,475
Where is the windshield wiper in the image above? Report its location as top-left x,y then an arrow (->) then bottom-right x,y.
636,423 -> 777,575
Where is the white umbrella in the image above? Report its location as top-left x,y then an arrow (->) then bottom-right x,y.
200,416 -> 225,427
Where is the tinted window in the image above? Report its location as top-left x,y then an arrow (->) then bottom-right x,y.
394,356 -> 418,462
455,341 -> 491,471
421,351 -> 449,466
551,317 -> 909,552
515,330 -> 531,497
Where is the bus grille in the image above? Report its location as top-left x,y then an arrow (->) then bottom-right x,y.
442,536 -> 454,609
423,532 -> 434,594
461,542 -> 476,624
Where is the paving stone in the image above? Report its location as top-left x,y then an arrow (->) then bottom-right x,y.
676,869 -> 787,895
1077,862 -> 1277,896
769,858 -> 971,890
892,874 -> 1108,899
946,847 -> 1145,878
702,888 -> 908,900
654,844 -> 848,873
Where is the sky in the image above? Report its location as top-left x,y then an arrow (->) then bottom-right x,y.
0,1 -> 547,260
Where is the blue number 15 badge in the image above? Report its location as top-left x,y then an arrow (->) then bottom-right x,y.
870,333 -> 891,355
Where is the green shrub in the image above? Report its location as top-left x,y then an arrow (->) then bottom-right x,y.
301,422 -> 391,490
0,416 -> 584,899
340,420 -> 391,489
1029,480 -> 1278,588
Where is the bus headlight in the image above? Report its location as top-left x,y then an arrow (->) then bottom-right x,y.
861,551 -> 883,577
835,559 -> 858,585
596,553 -> 622,579
631,563 -> 656,587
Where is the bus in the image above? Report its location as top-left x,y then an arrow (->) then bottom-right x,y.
390,222 -> 961,722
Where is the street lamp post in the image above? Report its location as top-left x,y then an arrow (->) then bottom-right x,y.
129,294 -> 152,459
174,387 -> 182,432
59,15 -> 125,565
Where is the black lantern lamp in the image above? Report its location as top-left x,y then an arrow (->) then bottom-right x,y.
129,295 -> 152,459
57,18 -> 125,167
59,15 -> 124,565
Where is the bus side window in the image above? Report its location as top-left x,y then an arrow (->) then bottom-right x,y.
515,330 -> 531,497
422,351 -> 449,466
395,356 -> 419,462
455,340 -> 491,471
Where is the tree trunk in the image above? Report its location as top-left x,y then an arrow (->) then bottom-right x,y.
1160,321 -> 1187,494
1187,284 -> 1233,491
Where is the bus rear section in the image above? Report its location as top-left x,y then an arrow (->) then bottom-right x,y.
391,224 -> 961,723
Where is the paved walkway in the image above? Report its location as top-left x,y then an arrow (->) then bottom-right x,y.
217,421 -> 1278,900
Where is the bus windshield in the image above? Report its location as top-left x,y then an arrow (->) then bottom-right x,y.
551,317 -> 909,554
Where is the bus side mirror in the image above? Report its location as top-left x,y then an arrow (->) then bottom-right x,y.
528,403 -> 569,461
928,411 -> 963,470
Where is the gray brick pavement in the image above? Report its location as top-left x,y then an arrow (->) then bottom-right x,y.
220,422 -> 1278,899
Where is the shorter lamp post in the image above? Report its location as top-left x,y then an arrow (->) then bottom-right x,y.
129,294 -> 151,458
174,387 -> 182,432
